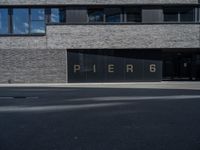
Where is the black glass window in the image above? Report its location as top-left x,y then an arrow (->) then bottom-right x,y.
88,9 -> 104,22
13,9 -> 29,34
51,8 -> 66,23
31,8 -> 45,34
164,8 -> 178,22
180,8 -> 195,22
0,9 -> 8,34
126,8 -> 142,22
105,8 -> 121,22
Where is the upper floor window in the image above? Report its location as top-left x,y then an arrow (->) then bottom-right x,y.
164,7 -> 195,22
13,9 -> 29,34
105,8 -> 121,22
0,9 -> 8,34
50,8 -> 66,23
125,8 -> 142,22
88,9 -> 104,22
164,8 -> 178,22
180,8 -> 195,22
31,8 -> 45,33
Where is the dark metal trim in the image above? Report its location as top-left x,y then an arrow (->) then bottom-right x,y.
47,22 -> 200,25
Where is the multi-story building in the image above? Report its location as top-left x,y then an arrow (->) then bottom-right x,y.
0,0 -> 200,83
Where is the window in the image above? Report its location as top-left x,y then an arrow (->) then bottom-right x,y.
31,8 -> 45,33
164,8 -> 178,22
164,7 -> 195,22
180,8 -> 195,22
126,8 -> 142,22
88,9 -> 104,22
51,8 -> 66,23
13,9 -> 29,34
105,8 -> 121,22
0,9 -> 8,34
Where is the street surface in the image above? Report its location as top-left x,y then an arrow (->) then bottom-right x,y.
0,86 -> 200,150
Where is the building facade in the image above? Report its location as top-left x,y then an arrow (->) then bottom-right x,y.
0,0 -> 200,83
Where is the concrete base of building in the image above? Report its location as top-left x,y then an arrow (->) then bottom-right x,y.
0,81 -> 200,90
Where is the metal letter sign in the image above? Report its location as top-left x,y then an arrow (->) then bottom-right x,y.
68,49 -> 162,82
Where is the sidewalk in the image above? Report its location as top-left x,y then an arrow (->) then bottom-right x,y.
0,82 -> 200,90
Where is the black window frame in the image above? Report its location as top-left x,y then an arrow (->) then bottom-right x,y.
0,5 -> 199,36
124,7 -> 142,23
48,7 -> 66,24
30,8 -> 45,34
0,8 -> 9,34
88,8 -> 105,23
0,7 -> 46,36
12,8 -> 30,34
104,7 -> 123,23
164,6 -> 196,23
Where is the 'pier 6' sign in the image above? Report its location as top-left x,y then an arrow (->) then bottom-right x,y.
68,49 -> 162,82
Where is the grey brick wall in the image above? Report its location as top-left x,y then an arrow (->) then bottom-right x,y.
0,36 -> 47,50
0,0 -> 198,5
1,25 -> 198,50
0,24 -> 199,83
47,25 -> 200,49
0,49 -> 67,83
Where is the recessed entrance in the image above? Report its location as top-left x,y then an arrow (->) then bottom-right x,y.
162,50 -> 200,81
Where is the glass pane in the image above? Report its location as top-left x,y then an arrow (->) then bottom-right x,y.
105,8 -> 121,22
59,9 -> 66,23
0,9 -> 8,34
51,8 -> 60,23
126,8 -> 142,22
164,8 -> 178,22
88,9 -> 104,22
31,21 -> 45,33
31,8 -> 45,20
51,8 -> 65,23
180,8 -> 195,22
13,9 -> 29,34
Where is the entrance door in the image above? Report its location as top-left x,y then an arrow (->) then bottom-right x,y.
163,52 -> 192,80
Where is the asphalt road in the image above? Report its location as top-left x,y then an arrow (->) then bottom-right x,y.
0,87 -> 200,150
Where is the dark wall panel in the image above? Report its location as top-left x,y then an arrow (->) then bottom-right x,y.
142,8 -> 163,23
68,50 -> 86,82
68,49 -> 162,83
84,50 -> 106,82
66,7 -> 88,23
104,50 -> 125,82
143,50 -> 162,81
124,50 -> 144,81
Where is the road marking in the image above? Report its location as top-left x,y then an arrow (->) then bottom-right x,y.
0,102 -> 124,113
0,96 -> 38,99
71,95 -> 200,101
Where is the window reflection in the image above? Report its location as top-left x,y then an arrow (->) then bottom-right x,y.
31,21 -> 45,33
51,8 -> 60,23
105,8 -> 121,22
0,9 -> 8,34
31,8 -> 45,33
51,8 -> 66,23
164,8 -> 179,22
180,8 -> 195,22
31,8 -> 45,20
88,9 -> 104,22
164,7 -> 195,22
126,8 -> 142,22
13,9 -> 29,34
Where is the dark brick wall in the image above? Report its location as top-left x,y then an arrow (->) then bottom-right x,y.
0,49 -> 67,83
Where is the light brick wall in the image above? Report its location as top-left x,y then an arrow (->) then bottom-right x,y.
47,25 -> 200,49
